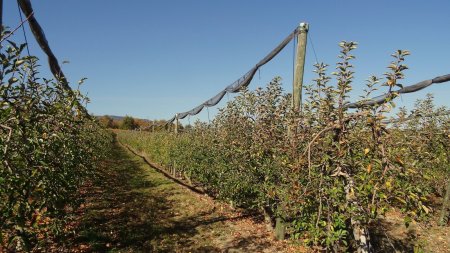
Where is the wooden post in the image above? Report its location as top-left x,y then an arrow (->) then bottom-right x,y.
275,205 -> 286,240
439,180 -> 450,226
292,22 -> 309,112
175,114 -> 179,134
277,23 -> 309,240
275,216 -> 286,240
0,0 -> 3,37
184,172 -> 192,185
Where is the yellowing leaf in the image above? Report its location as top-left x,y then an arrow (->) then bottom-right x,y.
396,157 -> 404,165
367,164 -> 372,173
364,148 -> 370,155
422,205 -> 430,214
349,188 -> 355,198
385,181 -> 392,189
395,196 -> 407,204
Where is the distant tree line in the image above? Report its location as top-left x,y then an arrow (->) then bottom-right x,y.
97,115 -> 182,131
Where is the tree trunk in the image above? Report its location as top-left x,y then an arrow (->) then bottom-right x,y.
339,170 -> 373,252
351,217 -> 372,253
263,206 -> 274,232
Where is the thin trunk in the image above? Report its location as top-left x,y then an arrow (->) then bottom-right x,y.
339,170 -> 373,252
263,206 -> 274,232
351,218 -> 372,253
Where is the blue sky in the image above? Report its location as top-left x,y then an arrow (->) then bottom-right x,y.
3,0 -> 450,123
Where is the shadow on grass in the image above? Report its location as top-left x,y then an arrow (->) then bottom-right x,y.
73,142 -> 266,253
370,218 -> 417,253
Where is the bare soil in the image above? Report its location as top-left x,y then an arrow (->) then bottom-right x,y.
371,209 -> 450,253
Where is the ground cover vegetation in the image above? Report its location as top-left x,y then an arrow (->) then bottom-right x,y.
0,35 -> 112,251
117,42 -> 449,252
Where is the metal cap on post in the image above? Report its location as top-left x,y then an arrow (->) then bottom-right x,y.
292,22 -> 309,112
299,22 -> 309,31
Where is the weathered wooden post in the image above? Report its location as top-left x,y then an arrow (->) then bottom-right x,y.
292,22 -> 309,112
0,0 -> 3,37
275,22 -> 309,241
439,180 -> 450,226
275,214 -> 286,240
175,114 -> 179,134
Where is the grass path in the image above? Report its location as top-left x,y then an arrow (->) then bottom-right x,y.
67,141 -> 297,253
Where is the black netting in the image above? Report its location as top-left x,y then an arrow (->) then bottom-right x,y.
177,112 -> 189,120
171,28 -> 299,120
225,67 -> 258,93
255,30 -> 297,68
18,0 -> 69,90
165,116 -> 176,125
203,90 -> 227,107
433,74 -> 450,83
17,0 -> 91,116
188,104 -> 205,115
345,74 -> 450,109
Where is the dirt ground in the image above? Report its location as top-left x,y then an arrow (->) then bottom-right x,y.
371,208 -> 450,253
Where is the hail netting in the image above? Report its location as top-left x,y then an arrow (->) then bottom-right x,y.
16,0 -> 91,116
163,73 -> 450,127
165,27 -> 300,124
161,24 -> 450,126
17,0 -> 68,90
345,74 -> 450,109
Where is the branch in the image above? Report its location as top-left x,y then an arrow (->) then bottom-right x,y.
0,11 -> 34,43
0,124 -> 12,155
303,111 -> 368,177
305,125 -> 336,177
